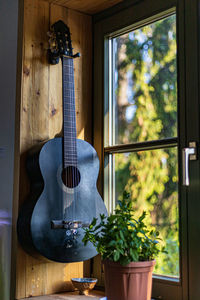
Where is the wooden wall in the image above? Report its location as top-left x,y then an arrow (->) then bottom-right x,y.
16,0 -> 92,298
43,0 -> 123,14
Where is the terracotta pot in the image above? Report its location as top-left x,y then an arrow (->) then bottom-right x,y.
103,259 -> 156,300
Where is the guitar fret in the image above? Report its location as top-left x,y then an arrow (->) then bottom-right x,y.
64,146 -> 77,149
63,117 -> 76,120
63,132 -> 76,135
64,122 -> 76,125
64,145 -> 76,148
64,138 -> 77,141
64,128 -> 76,130
63,147 -> 77,152
64,159 -> 77,161
64,159 -> 77,162
63,119 -> 76,122
64,129 -> 76,132
64,138 -> 77,142
63,121 -> 76,124
63,65 -> 73,69
63,98 -> 75,102
63,88 -> 75,92
63,119 -> 76,123
63,127 -> 76,132
63,103 -> 75,111
63,107 -> 75,110
63,99 -> 75,103
63,81 -> 74,84
63,108 -> 76,112
63,108 -> 75,111
63,109 -> 75,112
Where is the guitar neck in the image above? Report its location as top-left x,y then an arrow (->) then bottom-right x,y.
62,56 -> 78,168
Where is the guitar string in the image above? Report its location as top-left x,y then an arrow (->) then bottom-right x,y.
64,57 -> 77,225
65,57 -> 71,223
70,58 -> 76,225
62,57 -> 66,222
70,57 -> 76,225
63,57 -> 68,222
64,57 -> 70,223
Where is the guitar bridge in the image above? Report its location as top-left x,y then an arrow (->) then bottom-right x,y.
51,220 -> 89,229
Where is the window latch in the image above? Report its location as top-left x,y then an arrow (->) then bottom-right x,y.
182,142 -> 197,186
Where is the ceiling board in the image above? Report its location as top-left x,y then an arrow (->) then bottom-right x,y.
43,0 -> 123,14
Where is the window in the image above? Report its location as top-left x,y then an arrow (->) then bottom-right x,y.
105,14 -> 179,279
93,0 -> 200,299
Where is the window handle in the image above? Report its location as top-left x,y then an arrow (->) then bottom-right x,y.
182,142 -> 197,186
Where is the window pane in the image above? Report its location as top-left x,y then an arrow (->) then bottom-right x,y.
114,147 -> 179,277
111,15 -> 177,145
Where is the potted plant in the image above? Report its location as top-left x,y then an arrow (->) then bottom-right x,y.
83,192 -> 163,300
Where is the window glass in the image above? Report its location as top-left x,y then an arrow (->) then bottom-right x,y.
112,15 -> 177,145
114,147 -> 179,277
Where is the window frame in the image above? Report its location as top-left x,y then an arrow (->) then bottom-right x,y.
93,0 -> 191,299
105,5 -> 181,287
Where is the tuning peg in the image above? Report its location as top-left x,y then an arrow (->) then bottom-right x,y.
47,31 -> 53,37
73,52 -> 81,58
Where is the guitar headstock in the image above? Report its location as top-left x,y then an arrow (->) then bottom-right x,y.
48,20 -> 80,65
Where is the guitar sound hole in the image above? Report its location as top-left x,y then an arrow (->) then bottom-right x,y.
62,166 -> 81,188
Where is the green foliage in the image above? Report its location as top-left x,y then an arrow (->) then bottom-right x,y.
112,14 -> 179,276
83,192 -> 162,265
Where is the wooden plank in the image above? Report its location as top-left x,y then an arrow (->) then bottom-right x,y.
83,260 -> 91,278
15,247 -> 26,299
92,256 -> 104,288
25,256 -> 47,298
43,0 -> 123,15
21,290 -> 105,299
67,9 -> 92,142
16,0 -> 93,298
20,0 -> 50,152
16,0 -> 50,298
48,3 -> 67,139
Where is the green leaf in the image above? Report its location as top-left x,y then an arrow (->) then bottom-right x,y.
113,250 -> 120,262
119,230 -> 124,240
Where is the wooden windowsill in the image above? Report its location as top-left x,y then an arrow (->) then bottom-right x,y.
21,290 -> 106,300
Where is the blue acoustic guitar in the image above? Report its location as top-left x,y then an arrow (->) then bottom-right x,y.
17,20 -> 107,262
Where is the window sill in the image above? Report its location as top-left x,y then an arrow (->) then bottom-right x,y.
21,290 -> 106,300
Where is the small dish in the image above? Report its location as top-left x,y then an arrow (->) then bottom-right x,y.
71,277 -> 98,295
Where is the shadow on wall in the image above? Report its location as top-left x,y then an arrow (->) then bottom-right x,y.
0,210 -> 11,300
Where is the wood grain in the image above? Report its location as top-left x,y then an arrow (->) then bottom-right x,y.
21,290 -> 105,300
92,255 -> 104,288
16,0 -> 92,298
43,0 -> 123,14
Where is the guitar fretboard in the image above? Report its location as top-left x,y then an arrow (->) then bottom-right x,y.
62,56 -> 77,167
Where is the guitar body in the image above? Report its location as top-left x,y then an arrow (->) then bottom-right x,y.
17,137 -> 107,262
17,20 -> 107,262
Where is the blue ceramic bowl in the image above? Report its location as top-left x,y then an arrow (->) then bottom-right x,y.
71,278 -> 98,295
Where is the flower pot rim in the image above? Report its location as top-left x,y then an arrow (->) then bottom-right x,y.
102,259 -> 156,268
